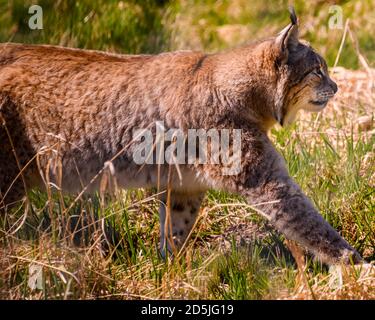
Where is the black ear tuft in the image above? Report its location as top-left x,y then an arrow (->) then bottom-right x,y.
288,6 -> 297,25
274,6 -> 299,65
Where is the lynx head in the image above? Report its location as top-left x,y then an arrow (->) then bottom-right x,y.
272,7 -> 338,126
207,7 -> 337,129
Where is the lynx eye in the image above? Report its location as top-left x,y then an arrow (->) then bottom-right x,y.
311,66 -> 323,79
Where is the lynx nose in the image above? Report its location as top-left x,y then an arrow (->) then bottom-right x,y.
328,78 -> 338,94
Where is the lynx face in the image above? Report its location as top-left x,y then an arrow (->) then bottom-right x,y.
281,44 -> 338,125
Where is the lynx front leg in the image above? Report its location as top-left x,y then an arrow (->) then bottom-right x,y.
198,131 -> 362,265
159,191 -> 205,256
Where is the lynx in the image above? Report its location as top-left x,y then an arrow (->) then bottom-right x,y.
0,8 -> 362,264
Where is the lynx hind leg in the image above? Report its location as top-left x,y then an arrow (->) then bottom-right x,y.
0,141 -> 33,216
159,191 -> 205,256
0,94 -> 32,213
0,149 -> 27,214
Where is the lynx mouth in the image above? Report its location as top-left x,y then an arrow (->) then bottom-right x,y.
310,99 -> 328,107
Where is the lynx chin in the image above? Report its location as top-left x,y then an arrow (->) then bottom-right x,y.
0,8 -> 362,265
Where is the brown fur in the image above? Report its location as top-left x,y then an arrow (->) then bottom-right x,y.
0,10 -> 361,264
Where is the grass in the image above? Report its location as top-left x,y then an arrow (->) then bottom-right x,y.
0,0 -> 374,300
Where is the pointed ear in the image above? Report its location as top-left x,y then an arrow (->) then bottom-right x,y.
275,6 -> 299,65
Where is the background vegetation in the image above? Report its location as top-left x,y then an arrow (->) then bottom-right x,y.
1,0 -> 375,67
0,0 -> 374,299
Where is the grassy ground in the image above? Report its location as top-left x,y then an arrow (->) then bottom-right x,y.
0,0 -> 374,299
